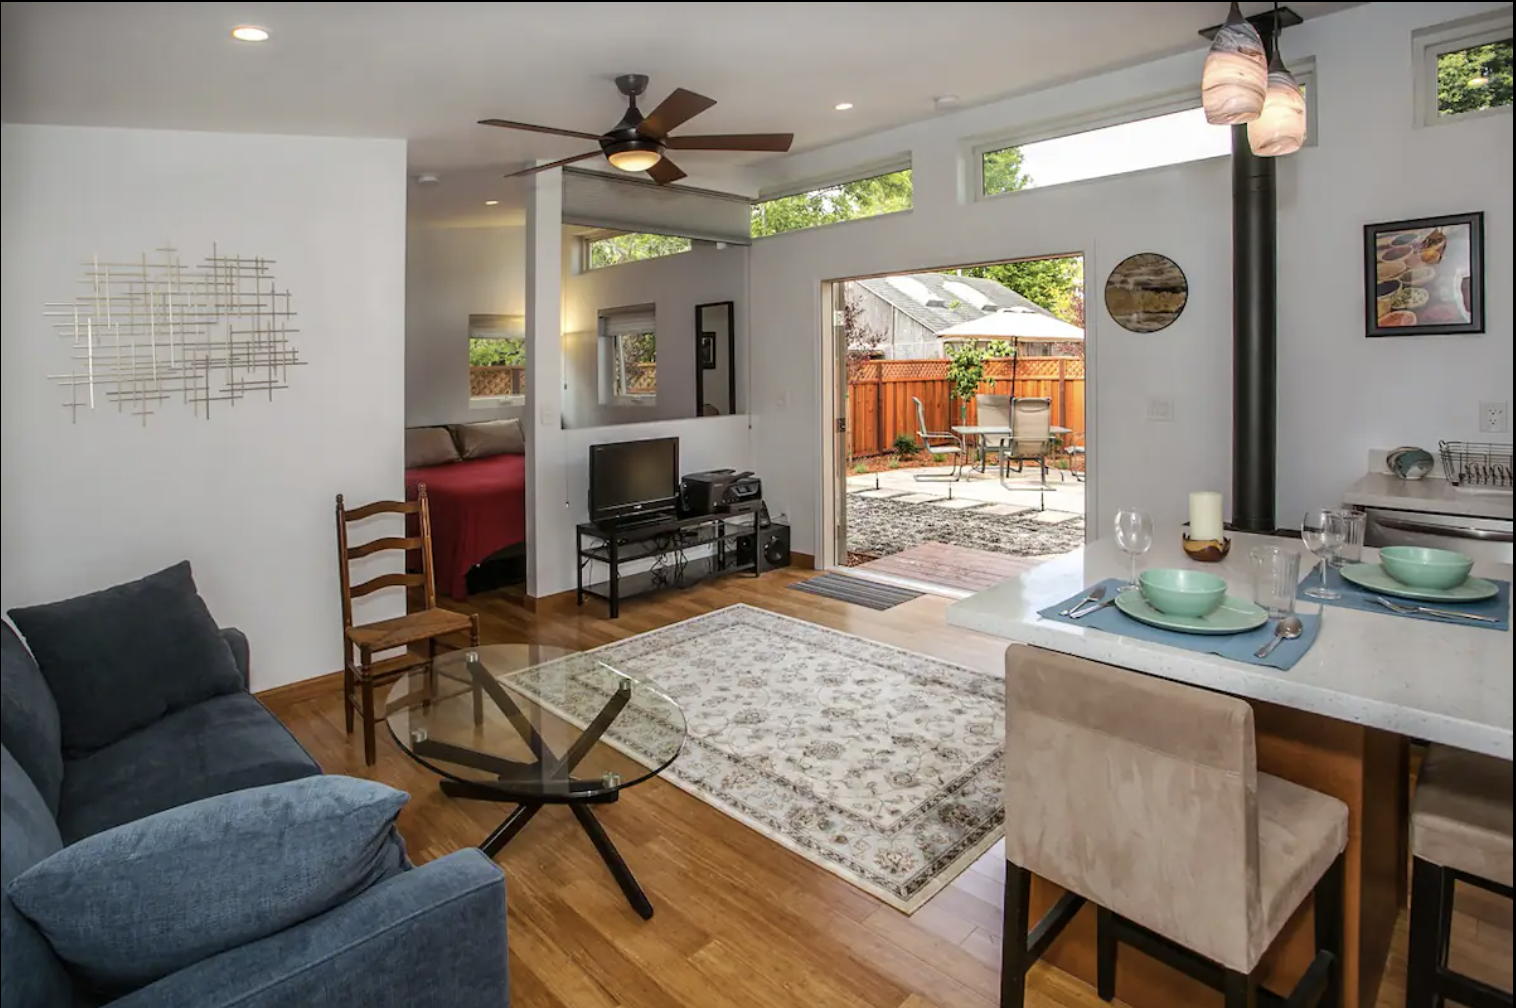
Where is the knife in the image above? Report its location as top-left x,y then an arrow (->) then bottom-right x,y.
1070,597 -> 1117,620
1062,586 -> 1106,618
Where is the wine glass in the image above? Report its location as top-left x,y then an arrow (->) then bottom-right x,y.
1301,509 -> 1346,600
1114,508 -> 1154,593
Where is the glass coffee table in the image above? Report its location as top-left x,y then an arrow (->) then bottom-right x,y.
387,644 -> 686,919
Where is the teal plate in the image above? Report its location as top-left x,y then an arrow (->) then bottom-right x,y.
1339,563 -> 1499,603
1114,591 -> 1269,636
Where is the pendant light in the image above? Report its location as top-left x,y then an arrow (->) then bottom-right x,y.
1248,5 -> 1307,156
1202,2 -> 1268,124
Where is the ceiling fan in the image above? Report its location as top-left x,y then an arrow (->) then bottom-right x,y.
480,74 -> 794,186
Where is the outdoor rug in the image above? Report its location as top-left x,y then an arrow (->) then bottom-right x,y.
506,604 -> 1005,913
847,493 -> 1085,559
789,571 -> 924,610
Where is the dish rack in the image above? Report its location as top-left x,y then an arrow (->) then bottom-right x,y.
1439,441 -> 1513,488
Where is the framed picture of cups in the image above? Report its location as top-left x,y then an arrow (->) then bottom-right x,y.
1365,212 -> 1484,337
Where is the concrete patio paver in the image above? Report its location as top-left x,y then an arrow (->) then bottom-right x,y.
928,498 -> 990,510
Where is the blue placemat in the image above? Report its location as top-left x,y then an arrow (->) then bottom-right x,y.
1298,563 -> 1510,632
1037,578 -> 1321,671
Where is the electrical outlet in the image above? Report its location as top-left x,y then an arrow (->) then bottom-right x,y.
1480,401 -> 1509,435
1146,397 -> 1174,423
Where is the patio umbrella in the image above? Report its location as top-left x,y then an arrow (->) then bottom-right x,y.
936,306 -> 1083,386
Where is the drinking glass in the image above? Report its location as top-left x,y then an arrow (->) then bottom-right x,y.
1301,509 -> 1346,600
1113,508 -> 1154,593
1329,509 -> 1366,568
1250,544 -> 1300,618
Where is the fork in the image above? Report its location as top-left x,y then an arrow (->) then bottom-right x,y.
1371,596 -> 1501,623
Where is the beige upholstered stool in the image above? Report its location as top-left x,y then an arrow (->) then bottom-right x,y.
1001,646 -> 1350,1008
1407,744 -> 1513,1008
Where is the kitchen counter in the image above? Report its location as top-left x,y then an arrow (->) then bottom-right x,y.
947,531 -> 1512,759
1344,471 -> 1513,520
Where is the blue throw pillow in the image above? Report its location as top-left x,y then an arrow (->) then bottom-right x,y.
7,561 -> 244,757
6,776 -> 409,994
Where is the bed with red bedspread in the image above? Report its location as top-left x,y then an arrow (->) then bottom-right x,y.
404,453 -> 526,600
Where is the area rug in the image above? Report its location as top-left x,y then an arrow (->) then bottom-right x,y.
788,572 -> 924,610
505,604 -> 1005,913
847,492 -> 1085,559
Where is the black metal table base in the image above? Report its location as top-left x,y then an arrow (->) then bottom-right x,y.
419,657 -> 656,920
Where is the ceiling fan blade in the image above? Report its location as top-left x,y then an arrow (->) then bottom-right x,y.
646,157 -> 688,186
478,118 -> 604,142
502,151 -> 603,178
665,133 -> 795,152
638,88 -> 717,138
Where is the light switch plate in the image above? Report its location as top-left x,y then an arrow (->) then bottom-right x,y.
1146,397 -> 1174,422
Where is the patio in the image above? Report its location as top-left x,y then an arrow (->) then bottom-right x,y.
844,463 -> 1086,570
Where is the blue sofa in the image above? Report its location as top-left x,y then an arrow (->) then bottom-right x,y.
1,622 -> 510,1007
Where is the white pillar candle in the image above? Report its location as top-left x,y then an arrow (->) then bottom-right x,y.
1189,491 -> 1225,542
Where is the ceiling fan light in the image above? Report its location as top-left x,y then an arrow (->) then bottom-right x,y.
1202,2 -> 1268,124
1248,55 -> 1307,156
607,147 -> 663,172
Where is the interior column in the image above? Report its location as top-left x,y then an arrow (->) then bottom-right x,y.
524,167 -> 567,599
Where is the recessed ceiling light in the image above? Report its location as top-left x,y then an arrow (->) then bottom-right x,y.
231,25 -> 269,42
933,95 -> 960,111
834,102 -> 854,111
485,200 -> 499,206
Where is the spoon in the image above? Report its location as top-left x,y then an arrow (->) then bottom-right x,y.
1255,616 -> 1303,660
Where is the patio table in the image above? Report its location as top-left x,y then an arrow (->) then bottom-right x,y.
951,425 -> 1072,478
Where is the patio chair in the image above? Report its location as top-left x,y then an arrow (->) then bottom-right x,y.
1002,397 -> 1055,488
1061,430 -> 1087,482
975,394 -> 1013,472
911,395 -> 964,482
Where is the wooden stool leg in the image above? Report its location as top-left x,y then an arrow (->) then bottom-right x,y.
1406,857 -> 1452,1008
1223,970 -> 1257,1008
1315,855 -> 1346,1008
1096,906 -> 1118,1002
342,662 -> 355,734
1001,861 -> 1031,1008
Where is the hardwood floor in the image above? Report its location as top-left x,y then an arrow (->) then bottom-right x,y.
265,570 -> 1512,1008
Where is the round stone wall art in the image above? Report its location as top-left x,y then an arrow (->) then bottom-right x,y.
1104,253 -> 1189,333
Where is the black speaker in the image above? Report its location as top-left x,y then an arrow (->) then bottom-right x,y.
760,524 -> 790,571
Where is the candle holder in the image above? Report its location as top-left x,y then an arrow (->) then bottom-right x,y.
1182,523 -> 1232,563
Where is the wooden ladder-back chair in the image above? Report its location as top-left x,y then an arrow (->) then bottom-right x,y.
335,486 -> 478,765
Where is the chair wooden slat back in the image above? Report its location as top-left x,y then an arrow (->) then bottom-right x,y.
334,485 -> 439,630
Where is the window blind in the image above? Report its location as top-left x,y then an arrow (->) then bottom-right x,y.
600,307 -> 656,338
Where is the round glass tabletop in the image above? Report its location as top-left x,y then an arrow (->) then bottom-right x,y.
386,644 -> 687,802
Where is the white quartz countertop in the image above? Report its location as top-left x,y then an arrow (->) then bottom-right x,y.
1344,472 -> 1513,520
946,532 -> 1513,760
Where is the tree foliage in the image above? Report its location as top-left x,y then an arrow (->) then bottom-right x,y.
842,293 -> 886,382
1437,40 -> 1513,116
588,232 -> 692,268
982,145 -> 1032,197
751,170 -> 913,238
960,256 -> 1084,326
946,344 -> 988,422
468,337 -> 525,367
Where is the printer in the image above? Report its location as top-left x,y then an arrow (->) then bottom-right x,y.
679,469 -> 762,517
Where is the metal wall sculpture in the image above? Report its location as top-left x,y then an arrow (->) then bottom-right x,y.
45,245 -> 302,424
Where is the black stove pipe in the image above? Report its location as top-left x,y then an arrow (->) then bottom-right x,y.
1230,123 -> 1277,534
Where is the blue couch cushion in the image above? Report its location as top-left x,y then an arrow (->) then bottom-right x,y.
57,692 -> 321,844
0,625 -> 63,814
1,746 -> 75,1008
7,776 -> 410,995
7,561 -> 245,758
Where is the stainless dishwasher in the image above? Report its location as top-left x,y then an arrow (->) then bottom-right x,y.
1363,507 -> 1513,565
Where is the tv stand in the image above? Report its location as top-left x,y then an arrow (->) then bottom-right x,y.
575,503 -> 784,618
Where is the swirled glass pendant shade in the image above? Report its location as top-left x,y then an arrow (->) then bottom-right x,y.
1248,54 -> 1307,156
1202,2 -> 1268,124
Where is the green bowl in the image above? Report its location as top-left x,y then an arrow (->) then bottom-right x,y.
1139,568 -> 1228,618
1378,546 -> 1473,590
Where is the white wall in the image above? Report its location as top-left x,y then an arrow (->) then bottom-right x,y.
1,125 -> 408,691
405,223 -> 526,427
748,0 -> 1512,555
562,239 -> 749,428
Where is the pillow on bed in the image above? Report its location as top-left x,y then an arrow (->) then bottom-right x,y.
452,418 -> 525,459
405,427 -> 460,469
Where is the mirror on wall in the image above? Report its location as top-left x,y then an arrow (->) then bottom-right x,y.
696,301 -> 736,417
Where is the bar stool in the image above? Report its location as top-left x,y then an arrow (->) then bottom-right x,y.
1000,646 -> 1348,1008
1407,744 -> 1513,1008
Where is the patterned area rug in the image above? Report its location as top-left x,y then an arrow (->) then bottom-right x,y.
506,605 -> 1005,913
848,493 -> 1085,559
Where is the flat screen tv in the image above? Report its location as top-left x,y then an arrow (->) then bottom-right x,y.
588,436 -> 679,524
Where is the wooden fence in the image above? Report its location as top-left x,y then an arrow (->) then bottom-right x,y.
469,365 -> 526,397
847,357 -> 1085,458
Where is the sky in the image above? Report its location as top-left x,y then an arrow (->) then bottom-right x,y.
1018,106 -> 1233,189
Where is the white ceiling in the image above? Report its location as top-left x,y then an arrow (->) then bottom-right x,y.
2,2 -> 1360,192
